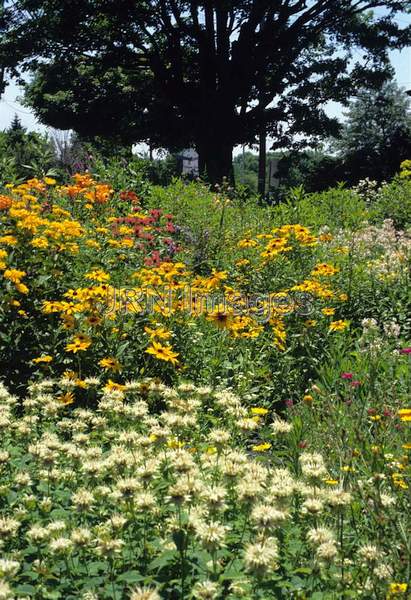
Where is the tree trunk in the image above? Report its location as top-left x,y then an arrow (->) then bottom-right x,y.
0,67 -> 5,99
258,123 -> 266,197
197,140 -> 234,186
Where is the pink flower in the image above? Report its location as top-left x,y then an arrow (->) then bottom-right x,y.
341,372 -> 353,380
285,399 -> 294,408
350,380 -> 361,388
399,347 -> 411,355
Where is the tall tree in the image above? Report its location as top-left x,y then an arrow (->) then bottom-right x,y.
0,0 -> 6,96
336,81 -> 411,182
2,1 -> 410,182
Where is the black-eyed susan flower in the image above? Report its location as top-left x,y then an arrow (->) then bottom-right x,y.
144,325 -> 172,340
99,357 -> 122,372
65,334 -> 91,353
145,342 -> 179,365
329,320 -> 349,332
32,355 -> 53,364
388,583 -> 408,597
206,305 -> 233,329
84,269 -> 110,283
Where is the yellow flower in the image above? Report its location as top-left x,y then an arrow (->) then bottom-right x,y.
85,269 -> 110,283
61,314 -> 75,330
144,326 -> 172,340
402,443 -> 411,450
311,263 -> 339,277
146,342 -> 179,365
3,268 -> 26,283
370,415 -> 381,421
75,378 -> 88,389
303,394 -> 314,404
104,379 -> 126,393
322,307 -> 335,316
329,320 -> 349,332
235,258 -> 250,267
324,479 -> 339,486
252,442 -> 272,452
66,334 -> 91,353
0,235 -> 18,245
398,409 -> 411,422
99,357 -> 122,372
207,305 -> 233,329
32,355 -> 53,364
250,407 -> 269,416
392,474 -> 408,490
31,237 -> 49,249
63,370 -> 77,380
238,238 -> 258,249
304,320 -> 317,327
44,177 -> 56,185
86,315 -> 102,326
16,283 -> 29,294
203,269 -> 227,290
59,392 -> 75,406
388,583 -> 408,597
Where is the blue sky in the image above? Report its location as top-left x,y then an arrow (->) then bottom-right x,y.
1,13 -> 411,137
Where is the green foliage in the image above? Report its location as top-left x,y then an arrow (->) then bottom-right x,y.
270,186 -> 369,231
335,81 -> 411,184
0,116 -> 57,184
373,176 -> 411,229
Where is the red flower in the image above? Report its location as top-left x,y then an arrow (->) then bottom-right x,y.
149,209 -> 162,220
399,347 -> 411,354
341,372 -> 353,380
120,190 -> 139,203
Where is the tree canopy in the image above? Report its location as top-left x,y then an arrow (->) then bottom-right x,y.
2,1 -> 411,182
336,81 -> 411,182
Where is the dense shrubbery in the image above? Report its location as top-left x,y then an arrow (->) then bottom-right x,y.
0,165 -> 410,598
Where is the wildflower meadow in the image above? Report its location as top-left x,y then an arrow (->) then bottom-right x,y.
0,164 -> 410,600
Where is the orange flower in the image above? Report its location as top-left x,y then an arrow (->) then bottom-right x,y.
0,195 -> 12,211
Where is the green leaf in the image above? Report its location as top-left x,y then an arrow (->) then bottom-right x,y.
117,570 -> 145,583
149,550 -> 177,571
